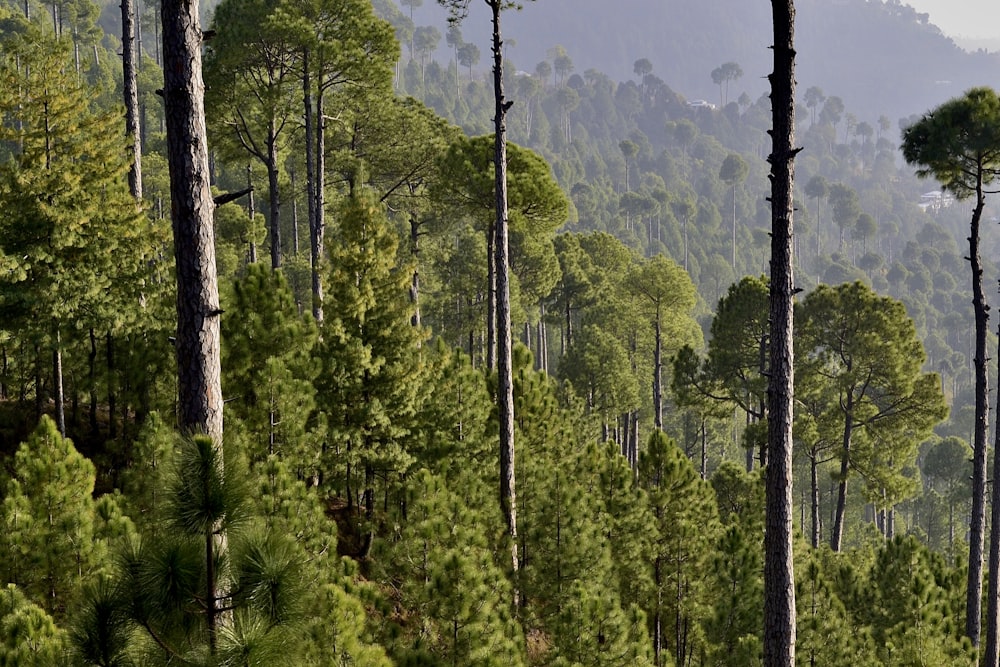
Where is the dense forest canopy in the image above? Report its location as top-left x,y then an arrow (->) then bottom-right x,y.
0,0 -> 996,664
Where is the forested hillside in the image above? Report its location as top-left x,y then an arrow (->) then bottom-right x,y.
0,0 -> 993,664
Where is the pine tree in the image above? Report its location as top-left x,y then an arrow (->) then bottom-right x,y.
0,416 -> 108,617
222,263 -> 324,470
0,584 -> 67,666
315,189 -> 426,553
0,32 -> 147,435
639,430 -> 721,666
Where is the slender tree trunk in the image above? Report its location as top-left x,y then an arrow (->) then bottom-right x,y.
53,327 -> 65,437
653,312 -> 663,430
984,261 -> 1000,667
968,187 -> 989,653
410,212 -> 421,327
267,128 -> 281,269
486,220 -> 497,370
312,77 -> 327,323
121,0 -> 143,200
246,164 -> 257,263
290,166 -> 299,255
810,453 -> 820,548
764,0 -> 798,663
161,0 -> 224,442
831,402 -> 853,552
489,0 -> 519,598
303,48 -> 320,322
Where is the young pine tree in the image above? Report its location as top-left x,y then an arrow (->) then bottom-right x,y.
315,189 -> 426,552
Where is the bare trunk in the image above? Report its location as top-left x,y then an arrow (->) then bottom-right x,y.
303,49 -> 321,322
764,1 -> 798,664
121,0 -> 143,200
810,452 -> 820,548
490,0 -> 519,597
831,401 -> 853,552
969,184 -> 989,652
267,127 -> 281,269
410,212 -> 421,327
653,313 -> 663,430
53,327 -> 65,437
246,164 -> 257,263
161,0 -> 223,442
312,79 -> 326,323
984,226 -> 1000,665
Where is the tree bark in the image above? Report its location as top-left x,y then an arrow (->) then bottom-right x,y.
52,327 -> 65,437
489,0 -> 519,596
653,312 -> 663,430
267,125 -> 281,269
764,0 -> 797,664
303,48 -> 321,321
161,0 -> 223,443
311,75 -> 327,323
984,209 -> 1000,666
968,183 -> 989,652
121,0 -> 143,200
831,397 -> 853,552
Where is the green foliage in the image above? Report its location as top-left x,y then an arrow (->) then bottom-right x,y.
0,583 -> 67,665
901,87 -> 1000,199
223,264 -> 324,469
0,416 -> 107,617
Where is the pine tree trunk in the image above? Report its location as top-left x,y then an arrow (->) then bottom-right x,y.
122,0 -> 143,200
161,0 -> 224,442
764,0 -> 797,664
810,452 -> 820,548
489,0 -> 519,596
52,327 -> 65,437
246,164 -> 257,263
267,127 -> 281,269
290,166 -> 299,255
653,313 -> 663,430
303,48 -> 319,320
968,189 -> 989,652
831,402 -> 852,552
312,78 -> 326,323
984,249 -> 1000,665
410,212 -> 421,327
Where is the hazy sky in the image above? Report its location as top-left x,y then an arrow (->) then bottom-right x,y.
909,1 -> 1000,40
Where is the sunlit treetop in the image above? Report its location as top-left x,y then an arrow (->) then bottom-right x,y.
901,86 -> 1000,199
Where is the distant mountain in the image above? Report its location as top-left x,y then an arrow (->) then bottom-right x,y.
398,0 -> 1000,126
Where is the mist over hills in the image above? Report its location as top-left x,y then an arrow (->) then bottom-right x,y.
403,0 -> 1000,127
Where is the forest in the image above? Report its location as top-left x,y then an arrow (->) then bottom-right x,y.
0,0 -> 997,664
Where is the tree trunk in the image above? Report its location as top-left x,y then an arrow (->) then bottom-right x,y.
267,126 -> 281,269
410,211 -> 421,327
984,260 -> 1000,666
121,0 -> 143,200
810,452 -> 820,548
290,166 -> 299,255
161,0 -> 224,442
653,312 -> 663,430
489,0 -> 519,598
968,185 -> 989,653
831,401 -> 853,552
764,0 -> 798,664
303,49 -> 322,322
312,77 -> 327,323
52,327 -> 65,437
246,164 -> 257,263
486,219 -> 497,370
